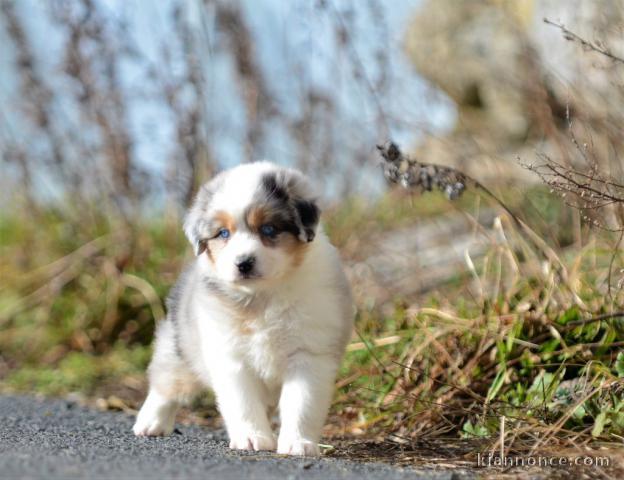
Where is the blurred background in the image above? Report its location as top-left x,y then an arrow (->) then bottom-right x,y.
1,0 -> 623,457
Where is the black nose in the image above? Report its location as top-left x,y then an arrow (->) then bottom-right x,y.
236,256 -> 255,275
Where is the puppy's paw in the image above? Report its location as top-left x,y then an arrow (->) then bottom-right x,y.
277,438 -> 320,456
229,433 -> 276,451
133,412 -> 175,437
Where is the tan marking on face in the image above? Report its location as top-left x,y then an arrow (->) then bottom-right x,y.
246,206 -> 266,231
205,242 -> 214,263
280,233 -> 309,268
205,211 -> 237,264
247,205 -> 309,265
206,237 -> 224,264
214,211 -> 237,234
246,206 -> 280,248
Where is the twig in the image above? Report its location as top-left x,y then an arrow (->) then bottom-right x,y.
607,231 -> 624,299
543,18 -> 624,65
564,311 -> 624,328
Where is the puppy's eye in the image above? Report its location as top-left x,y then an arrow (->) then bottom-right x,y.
260,224 -> 277,238
217,228 -> 230,239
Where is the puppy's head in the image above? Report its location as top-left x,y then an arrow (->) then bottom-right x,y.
184,162 -> 320,287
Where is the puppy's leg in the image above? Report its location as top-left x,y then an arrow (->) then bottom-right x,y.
211,364 -> 276,451
277,352 -> 338,456
134,321 -> 201,436
133,388 -> 179,437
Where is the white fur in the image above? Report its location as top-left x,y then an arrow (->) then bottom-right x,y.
133,163 -> 354,457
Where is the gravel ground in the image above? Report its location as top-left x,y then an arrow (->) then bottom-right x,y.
0,395 -> 471,480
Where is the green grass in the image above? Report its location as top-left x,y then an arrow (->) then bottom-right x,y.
4,344 -> 151,397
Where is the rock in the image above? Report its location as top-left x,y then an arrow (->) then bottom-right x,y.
402,0 -> 624,184
405,0 -> 536,142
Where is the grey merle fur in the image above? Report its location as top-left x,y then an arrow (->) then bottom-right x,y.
164,265 -> 195,361
256,172 -> 320,243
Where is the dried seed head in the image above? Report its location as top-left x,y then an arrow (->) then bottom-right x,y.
377,142 -> 468,200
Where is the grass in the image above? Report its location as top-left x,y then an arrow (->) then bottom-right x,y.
4,344 -> 151,398
1,187 -> 623,473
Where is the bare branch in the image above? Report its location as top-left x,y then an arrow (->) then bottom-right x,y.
543,18 -> 624,65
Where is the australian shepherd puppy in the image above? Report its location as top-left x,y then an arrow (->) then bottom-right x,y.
133,162 -> 354,456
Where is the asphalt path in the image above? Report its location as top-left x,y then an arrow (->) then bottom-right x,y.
0,395 -> 471,480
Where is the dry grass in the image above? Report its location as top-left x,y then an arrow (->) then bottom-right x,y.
323,188 -> 623,476
1,187 -> 623,477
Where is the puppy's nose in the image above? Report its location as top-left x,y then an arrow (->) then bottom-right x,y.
236,255 -> 256,275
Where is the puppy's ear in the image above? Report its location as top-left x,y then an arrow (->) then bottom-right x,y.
183,184 -> 214,256
294,198 -> 320,243
261,169 -> 321,243
278,171 -> 320,243
286,172 -> 320,242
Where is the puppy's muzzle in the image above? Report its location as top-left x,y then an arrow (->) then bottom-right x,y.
235,255 -> 256,276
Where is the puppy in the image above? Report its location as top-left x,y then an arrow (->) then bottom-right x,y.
133,162 -> 354,456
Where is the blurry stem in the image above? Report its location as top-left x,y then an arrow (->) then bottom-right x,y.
0,0 -> 72,187
214,1 -> 276,160
573,209 -> 582,248
328,2 -> 389,139
119,273 -> 166,326
464,249 -> 484,307
607,230 -> 624,300
6,234 -> 112,290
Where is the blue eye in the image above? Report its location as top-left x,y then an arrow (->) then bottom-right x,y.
218,228 -> 230,239
260,224 -> 276,237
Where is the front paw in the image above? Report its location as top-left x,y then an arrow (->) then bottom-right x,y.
229,433 -> 276,451
277,438 -> 320,456
133,413 -> 175,437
